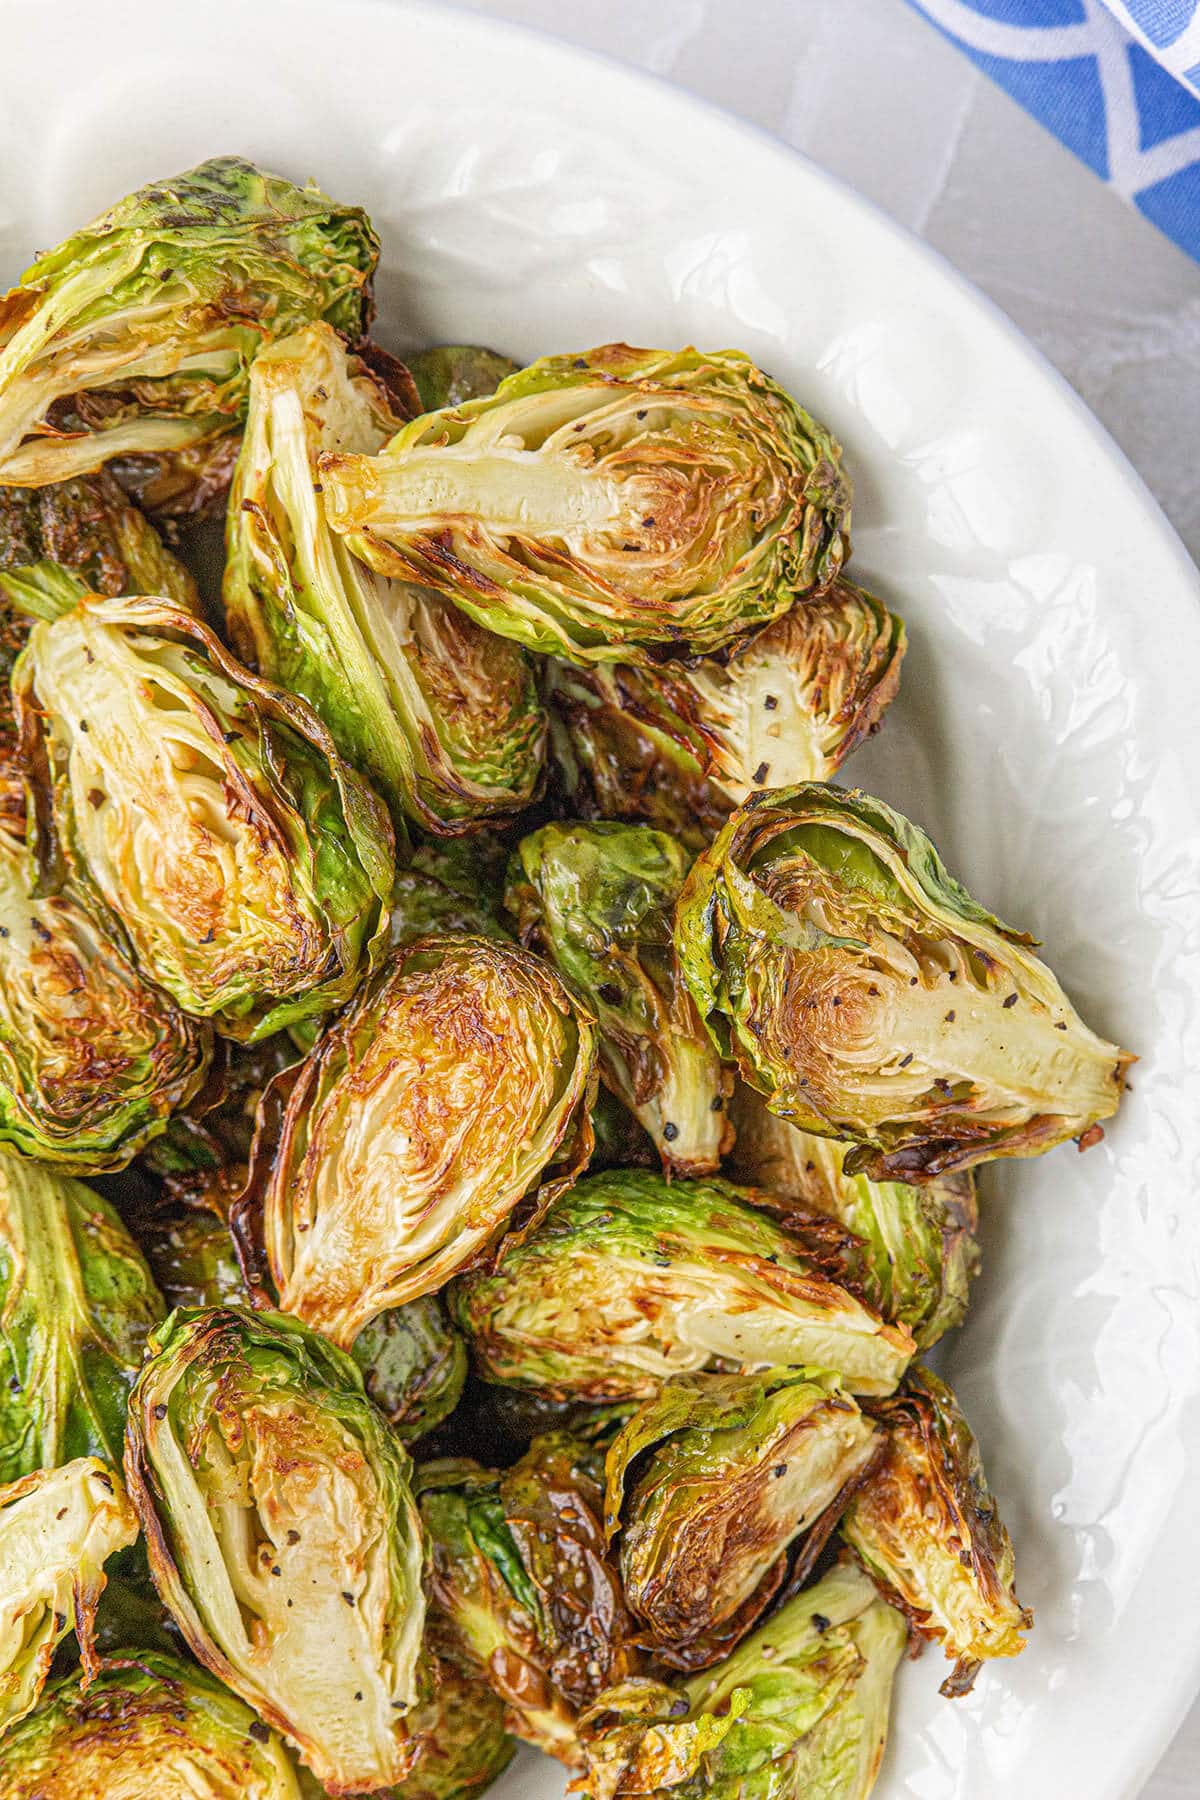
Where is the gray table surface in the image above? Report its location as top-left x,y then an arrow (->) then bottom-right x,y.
447,0 -> 1199,1790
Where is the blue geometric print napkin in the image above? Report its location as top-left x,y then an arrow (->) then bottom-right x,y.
903,0 -> 1200,259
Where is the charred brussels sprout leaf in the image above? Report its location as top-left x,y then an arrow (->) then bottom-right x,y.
137,1202 -> 251,1312
0,1651 -> 306,1799
140,1032 -> 298,1182
0,1158 -> 164,1482
508,822 -> 730,1175
225,324 -> 546,834
15,596 -> 393,1043
406,345 -> 520,413
351,1294 -> 468,1443
124,1307 -> 425,1795
0,157 -> 378,487
575,1560 -> 906,1800
0,469 -> 198,613
603,1370 -> 880,1670
319,345 -> 849,664
418,1432 -> 640,1762
401,1654 -> 516,1800
450,1170 -> 913,1400
0,825 -> 212,1168
389,826 -> 512,948
677,783 -> 1131,1179
546,658 -> 731,855
549,580 -> 902,835
238,934 -> 596,1348
0,1457 -> 137,1736
727,1084 -> 979,1350
842,1365 -> 1031,1696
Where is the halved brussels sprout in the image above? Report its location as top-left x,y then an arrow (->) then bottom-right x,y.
0,157 -> 377,487
320,345 -> 849,664
406,345 -> 520,413
450,1170 -> 913,1399
677,783 -> 1131,1179
351,1294 -> 468,1444
237,934 -> 596,1348
507,822 -> 730,1175
575,1559 -> 906,1800
603,1370 -> 880,1669
0,1158 -> 164,1483
0,824 -> 212,1168
546,658 -> 731,855
224,324 -> 545,834
0,1457 -> 137,1735
0,469 -> 198,613
401,1654 -> 516,1800
842,1365 -> 1031,1696
15,596 -> 393,1042
0,1652 -> 306,1799
727,1084 -> 979,1350
418,1431 -> 640,1763
125,1307 -> 425,1794
548,580 -> 902,831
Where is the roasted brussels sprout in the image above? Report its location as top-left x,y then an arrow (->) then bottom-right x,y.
140,1033 -> 298,1182
237,934 -> 596,1347
125,1307 -> 425,1794
727,1084 -> 979,1349
0,1458 -> 137,1735
389,826 -> 512,947
0,1158 -> 164,1482
351,1294 -> 468,1443
0,157 -> 377,488
546,659 -> 730,855
108,427 -> 245,524
320,345 -> 849,664
842,1365 -> 1031,1696
603,1370 -> 880,1669
0,823 -> 212,1168
575,1559 -> 906,1800
450,1170 -> 913,1399
548,580 -> 903,833
397,1654 -> 516,1800
15,596 -> 393,1042
418,1431 -> 640,1762
0,469 -> 198,613
508,822 -> 730,1175
137,1201 -> 250,1312
225,324 -> 546,834
406,345 -> 520,413
0,1652 -> 307,1799
677,783 -> 1131,1179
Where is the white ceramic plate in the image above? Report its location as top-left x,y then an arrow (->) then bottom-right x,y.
2,2 -> 1199,1794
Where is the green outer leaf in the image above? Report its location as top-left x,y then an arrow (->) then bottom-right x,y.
319,344 -> 849,665
0,157 -> 378,485
398,1653 -> 516,1800
406,345 -> 520,413
124,1306 -> 425,1793
0,824 -> 213,1169
0,1650 -> 305,1797
449,1169 -> 913,1399
507,820 -> 727,1175
14,596 -> 394,1043
351,1293 -> 468,1442
223,324 -> 544,836
675,782 -> 1129,1179
0,1158 -> 164,1483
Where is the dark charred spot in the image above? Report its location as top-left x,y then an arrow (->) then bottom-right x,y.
54,1611 -> 66,1631
948,970 -> 958,982
1054,1021 -> 1068,1031
287,1529 -> 301,1545
573,358 -> 588,370
354,1691 -> 363,1701
87,789 -> 105,809
342,1591 -> 356,1606
1003,993 -> 1018,1008
662,1122 -> 679,1142
153,1403 -> 168,1420
753,761 -> 770,785
597,983 -> 622,1006
622,543 -> 640,552
945,1010 -> 956,1023
711,1095 -> 724,1111
271,1566 -> 282,1577
811,1612 -> 831,1632
899,1053 -> 913,1068
764,694 -> 778,710
636,410 -> 648,421
78,720 -> 88,733
832,996 -> 841,1007
773,1463 -> 787,1478
642,516 -> 655,528
55,1508 -> 68,1521
909,976 -> 918,987
248,1721 -> 270,1743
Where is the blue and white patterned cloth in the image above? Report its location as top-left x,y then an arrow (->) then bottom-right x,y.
904,0 -> 1200,259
